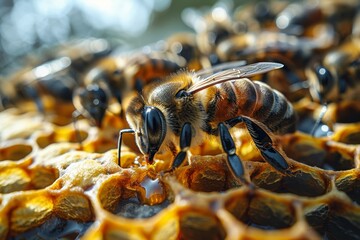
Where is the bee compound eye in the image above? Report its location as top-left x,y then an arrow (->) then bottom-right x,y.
138,132 -> 149,154
142,107 -> 166,154
315,66 -> 333,89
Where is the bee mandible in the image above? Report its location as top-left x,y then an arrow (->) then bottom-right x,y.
118,62 -> 296,183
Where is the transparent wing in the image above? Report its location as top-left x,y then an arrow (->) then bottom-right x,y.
195,60 -> 246,78
187,62 -> 283,94
19,56 -> 72,87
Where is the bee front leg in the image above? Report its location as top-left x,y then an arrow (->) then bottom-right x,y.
23,85 -> 45,114
117,129 -> 135,166
72,110 -> 84,150
171,122 -> 192,170
241,117 -> 291,175
218,122 -> 247,184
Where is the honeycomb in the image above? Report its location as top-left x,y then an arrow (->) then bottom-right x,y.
1,1 -> 360,240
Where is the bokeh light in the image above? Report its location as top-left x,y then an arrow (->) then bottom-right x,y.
0,0 -> 174,72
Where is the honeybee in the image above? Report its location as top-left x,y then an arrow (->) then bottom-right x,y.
1,57 -> 77,112
306,38 -> 360,104
73,51 -> 186,127
118,62 -> 296,183
215,31 -> 323,101
164,32 -> 207,71
0,38 -> 112,112
181,3 -> 235,64
47,38 -> 112,71
215,29 -> 335,65
275,0 -> 358,41
232,1 -> 287,32
302,24 -> 360,135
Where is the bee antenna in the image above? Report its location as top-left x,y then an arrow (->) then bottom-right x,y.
117,129 -> 135,166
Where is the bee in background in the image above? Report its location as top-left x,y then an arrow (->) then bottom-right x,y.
275,1 -> 324,36
48,38 -> 112,72
232,1 -> 288,32
275,0 -> 358,42
118,62 -> 296,183
73,50 -> 186,128
1,57 -> 77,113
306,37 -> 360,104
215,31 -> 328,102
164,32 -> 209,71
215,25 -> 336,65
304,31 -> 360,136
181,2 -> 236,65
0,38 -> 112,113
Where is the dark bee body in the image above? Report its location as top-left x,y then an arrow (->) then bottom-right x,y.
275,1 -> 358,41
84,52 -> 184,98
215,31 -> 333,66
215,32 -> 321,101
121,62 -> 295,182
232,1 -> 288,32
74,51 -> 185,127
306,38 -> 360,103
165,32 -> 206,71
182,4 -> 235,65
2,57 -> 76,112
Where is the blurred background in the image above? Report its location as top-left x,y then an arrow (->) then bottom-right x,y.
0,0 -> 230,74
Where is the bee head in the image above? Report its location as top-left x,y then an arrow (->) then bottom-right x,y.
307,63 -> 335,103
135,106 -> 167,164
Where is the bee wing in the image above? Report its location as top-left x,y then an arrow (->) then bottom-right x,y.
24,57 -> 72,84
187,62 -> 283,94
195,60 -> 246,78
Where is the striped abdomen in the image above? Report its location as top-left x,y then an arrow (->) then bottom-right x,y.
203,78 -> 297,134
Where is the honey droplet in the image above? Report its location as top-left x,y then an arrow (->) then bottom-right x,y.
137,175 -> 166,205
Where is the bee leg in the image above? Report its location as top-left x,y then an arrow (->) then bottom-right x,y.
218,122 -> 247,184
117,129 -> 135,166
224,116 -> 243,127
23,85 -> 45,114
310,103 -> 328,136
72,110 -> 83,150
171,122 -> 192,170
242,117 -> 291,175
